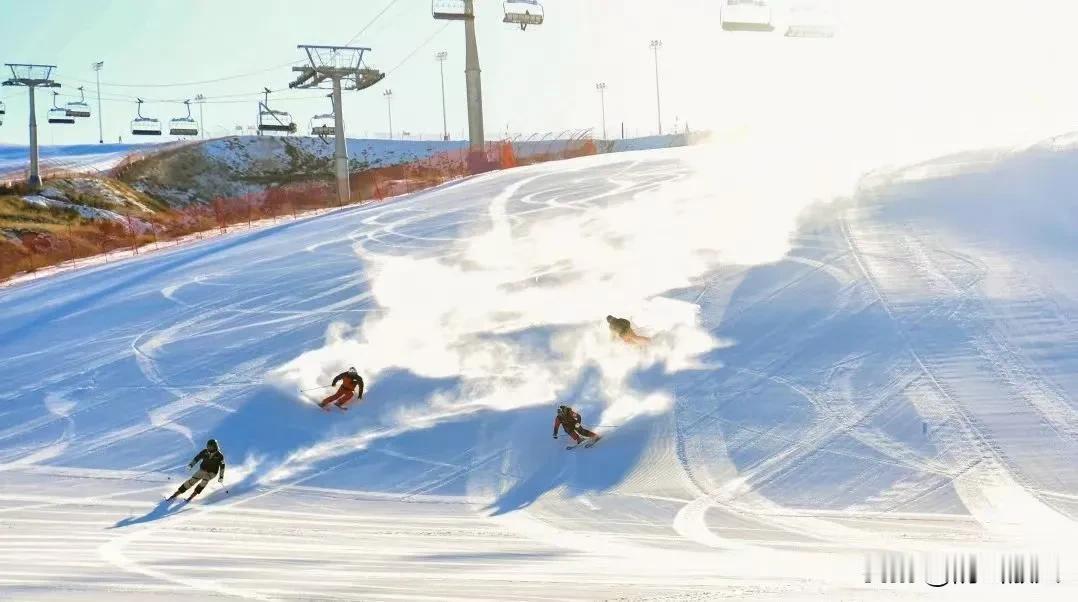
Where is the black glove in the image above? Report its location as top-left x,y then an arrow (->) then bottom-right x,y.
552,433 -> 557,439
187,462 -> 194,469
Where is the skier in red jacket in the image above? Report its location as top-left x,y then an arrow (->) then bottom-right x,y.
553,404 -> 600,445
319,367 -> 364,410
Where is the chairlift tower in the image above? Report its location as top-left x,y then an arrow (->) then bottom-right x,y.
3,64 -> 60,188
433,0 -> 485,162
290,45 -> 385,206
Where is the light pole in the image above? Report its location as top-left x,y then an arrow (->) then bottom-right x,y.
595,82 -> 607,140
650,40 -> 663,135
383,88 -> 393,140
92,61 -> 103,144
436,51 -> 448,141
194,94 -> 205,140
433,0 -> 484,163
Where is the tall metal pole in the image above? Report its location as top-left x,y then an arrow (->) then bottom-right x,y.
650,40 -> 663,136
596,82 -> 607,140
436,51 -> 448,141
28,86 -> 40,187
331,77 -> 349,206
92,62 -> 104,144
463,0 -> 485,154
195,93 -> 205,140
383,89 -> 393,140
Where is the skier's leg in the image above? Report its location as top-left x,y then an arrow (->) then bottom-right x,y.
169,474 -> 200,500
320,388 -> 347,407
186,478 -> 210,501
334,390 -> 355,408
576,426 -> 598,439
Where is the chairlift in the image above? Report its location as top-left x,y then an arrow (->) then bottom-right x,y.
309,95 -> 336,140
785,0 -> 837,38
168,99 -> 199,136
0,100 -> 5,127
432,0 -> 470,20
48,92 -> 75,125
257,88 -> 296,134
131,98 -> 162,136
65,86 -> 91,118
721,0 -> 773,32
503,0 -> 543,30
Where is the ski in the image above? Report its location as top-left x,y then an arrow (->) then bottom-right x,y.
584,436 -> 602,448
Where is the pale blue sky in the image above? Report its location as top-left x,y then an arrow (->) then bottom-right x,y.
3,0 -> 1078,155
0,0 -> 732,145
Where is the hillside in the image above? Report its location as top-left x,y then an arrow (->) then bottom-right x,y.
1,134 -> 698,282
1,139 -> 1077,599
118,136 -> 469,204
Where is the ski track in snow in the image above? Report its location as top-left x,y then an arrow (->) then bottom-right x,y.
1,146 -> 1078,599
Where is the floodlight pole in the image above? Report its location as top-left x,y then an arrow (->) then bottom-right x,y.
596,82 -> 607,140
4,63 -> 60,189
195,94 -> 206,140
436,51 -> 448,141
383,89 -> 393,140
650,40 -> 663,136
92,61 -> 104,144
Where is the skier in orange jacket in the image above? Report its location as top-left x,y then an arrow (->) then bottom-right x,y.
319,367 -> 364,410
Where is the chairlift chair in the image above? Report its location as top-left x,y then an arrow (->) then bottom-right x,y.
168,100 -> 199,136
785,0 -> 837,38
131,98 -> 162,136
721,0 -> 774,32
48,92 -> 75,125
0,100 -> 5,127
257,88 -> 297,134
65,86 -> 91,118
309,93 -> 336,140
503,0 -> 544,30
432,0 -> 470,20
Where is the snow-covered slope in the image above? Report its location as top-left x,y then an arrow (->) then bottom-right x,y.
0,142 -> 163,181
1,142 -> 1077,600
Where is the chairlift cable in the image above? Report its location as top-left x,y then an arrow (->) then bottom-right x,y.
387,22 -> 451,74
343,0 -> 403,46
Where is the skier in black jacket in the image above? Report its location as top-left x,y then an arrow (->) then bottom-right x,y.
168,439 -> 225,502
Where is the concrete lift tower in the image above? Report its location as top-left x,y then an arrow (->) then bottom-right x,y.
3,64 -> 60,189
433,0 -> 485,167
289,45 -> 384,206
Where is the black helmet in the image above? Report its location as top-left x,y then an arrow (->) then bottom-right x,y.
558,404 -> 570,413
348,366 -> 357,373
206,438 -> 218,450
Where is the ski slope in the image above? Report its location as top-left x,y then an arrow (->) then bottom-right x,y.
0,142 -> 163,182
1,142 -> 1077,600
